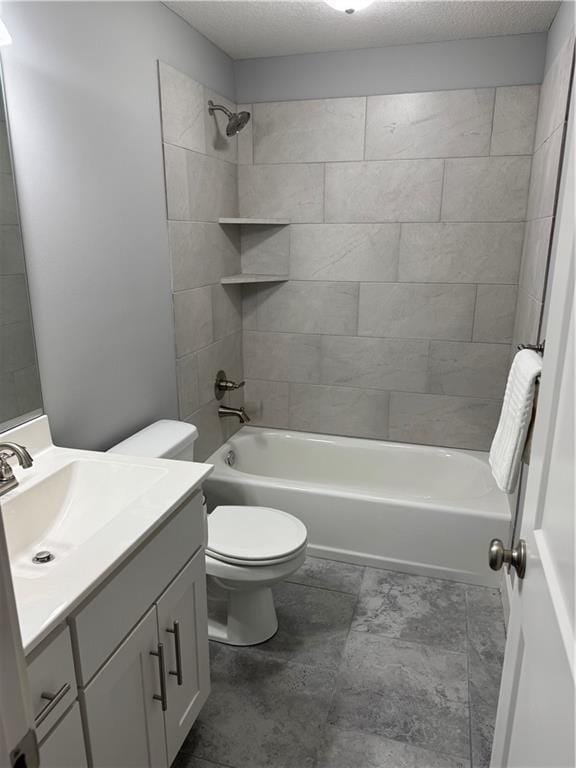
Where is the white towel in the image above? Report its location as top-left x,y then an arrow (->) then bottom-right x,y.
489,349 -> 543,494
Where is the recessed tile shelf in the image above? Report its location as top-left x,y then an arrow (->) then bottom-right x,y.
221,274 -> 289,285
219,218 -> 291,285
218,217 -> 290,225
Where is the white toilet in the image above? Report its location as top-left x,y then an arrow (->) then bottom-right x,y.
109,419 -> 307,646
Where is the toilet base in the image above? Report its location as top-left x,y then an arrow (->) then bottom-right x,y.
208,584 -> 278,646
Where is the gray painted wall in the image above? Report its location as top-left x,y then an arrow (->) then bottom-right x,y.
1,1 -> 235,450
235,33 -> 547,104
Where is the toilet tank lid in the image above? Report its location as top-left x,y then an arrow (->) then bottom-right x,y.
108,420 -> 198,459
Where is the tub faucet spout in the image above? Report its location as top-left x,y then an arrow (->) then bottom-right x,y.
218,405 -> 251,424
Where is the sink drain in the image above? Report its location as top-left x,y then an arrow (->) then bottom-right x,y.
32,550 -> 55,564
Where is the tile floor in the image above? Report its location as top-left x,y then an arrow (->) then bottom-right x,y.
175,558 -> 506,768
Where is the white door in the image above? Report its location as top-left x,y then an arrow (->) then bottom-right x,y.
156,551 -> 210,765
82,606 -> 168,768
490,90 -> 575,767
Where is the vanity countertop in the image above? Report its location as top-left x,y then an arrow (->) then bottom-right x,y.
0,416 -> 212,655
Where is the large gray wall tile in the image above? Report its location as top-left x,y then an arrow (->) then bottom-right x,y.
325,160 -> 443,223
253,97 -> 365,163
534,34 -> 574,150
0,226 -> 25,276
238,164 -> 324,222
158,62 -> 205,153
442,156 -> 531,221
176,353 -> 200,419
244,331 -> 321,383
490,85 -> 539,156
366,88 -> 494,160
289,383 -> 389,439
399,223 -> 523,284
165,144 -> 237,222
526,126 -> 563,220
256,281 -> 359,335
512,289 -> 542,347
197,332 -> 243,406
0,322 -> 37,374
290,224 -> 399,282
319,336 -> 429,392
0,173 -> 17,226
173,286 -> 213,357
428,341 -> 510,398
204,87 -> 238,164
169,221 -> 240,290
243,379 -> 289,427
473,284 -> 517,343
212,284 -> 242,340
185,400 -> 229,461
518,217 -> 553,300
237,103 -> 254,165
240,224 -> 290,275
389,392 -> 501,449
0,275 -> 29,325
358,283 -> 476,340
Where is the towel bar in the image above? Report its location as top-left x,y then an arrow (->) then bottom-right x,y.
518,341 -> 545,355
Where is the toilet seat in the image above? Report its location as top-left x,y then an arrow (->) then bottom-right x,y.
206,505 -> 308,567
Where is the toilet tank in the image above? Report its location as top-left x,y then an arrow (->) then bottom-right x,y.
108,419 -> 198,461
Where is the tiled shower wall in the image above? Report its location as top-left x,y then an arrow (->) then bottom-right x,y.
512,33 -> 574,348
159,62 -> 245,460
240,86 -> 539,449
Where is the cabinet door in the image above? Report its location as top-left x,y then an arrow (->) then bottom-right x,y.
156,551 -> 210,764
82,606 -> 168,768
39,703 -> 88,768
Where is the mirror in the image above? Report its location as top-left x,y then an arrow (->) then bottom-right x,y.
0,69 -> 42,429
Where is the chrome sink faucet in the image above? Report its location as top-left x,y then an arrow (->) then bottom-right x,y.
218,406 -> 251,424
0,442 -> 34,497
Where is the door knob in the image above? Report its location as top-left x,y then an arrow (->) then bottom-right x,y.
489,538 -> 527,579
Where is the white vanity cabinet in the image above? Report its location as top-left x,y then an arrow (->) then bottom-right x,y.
27,625 -> 88,768
157,552 -> 210,764
73,491 -> 210,767
82,549 -> 209,767
38,704 -> 88,768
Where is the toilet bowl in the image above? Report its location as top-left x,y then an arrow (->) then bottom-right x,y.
108,420 -> 307,646
205,504 -> 307,645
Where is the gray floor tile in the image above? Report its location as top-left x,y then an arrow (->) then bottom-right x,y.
467,610 -> 506,669
246,581 -> 357,669
317,725 -> 470,767
287,556 -> 366,595
351,568 -> 468,652
189,643 -> 337,768
465,585 -> 503,616
470,680 -> 498,768
328,631 -> 470,758
173,755 -> 231,768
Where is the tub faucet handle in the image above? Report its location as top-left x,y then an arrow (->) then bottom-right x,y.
215,369 -> 245,399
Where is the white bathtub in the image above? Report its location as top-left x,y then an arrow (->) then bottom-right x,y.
205,427 -> 512,586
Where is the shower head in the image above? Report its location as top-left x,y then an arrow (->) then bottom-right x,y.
208,100 -> 251,137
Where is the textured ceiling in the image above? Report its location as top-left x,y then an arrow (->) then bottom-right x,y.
165,0 -> 559,60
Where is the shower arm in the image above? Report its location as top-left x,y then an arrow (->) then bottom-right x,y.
208,100 -> 233,119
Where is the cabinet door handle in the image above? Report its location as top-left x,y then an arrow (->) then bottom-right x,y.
34,682 -> 71,727
167,620 -> 183,686
150,643 -> 168,711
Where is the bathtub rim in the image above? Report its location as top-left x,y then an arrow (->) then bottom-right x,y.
206,426 -> 512,520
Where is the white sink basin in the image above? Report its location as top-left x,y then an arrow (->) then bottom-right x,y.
3,459 -> 168,575
0,414 -> 213,655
